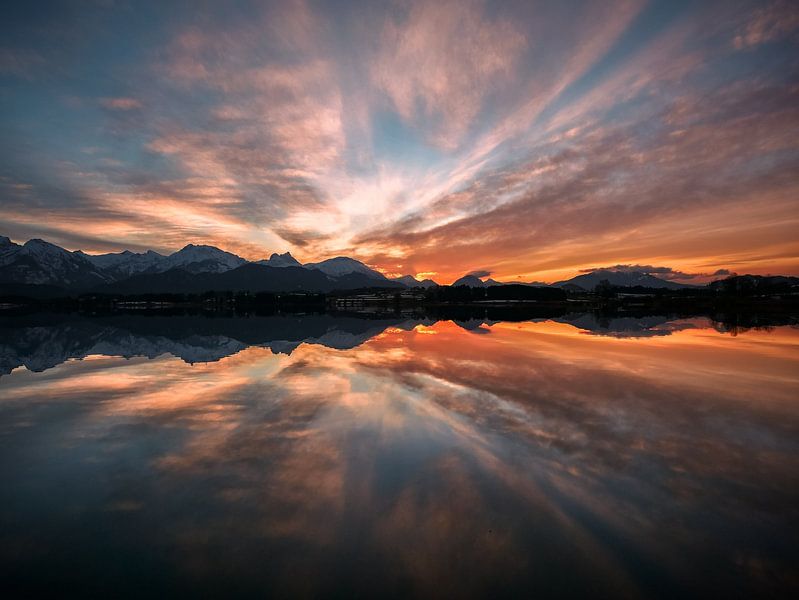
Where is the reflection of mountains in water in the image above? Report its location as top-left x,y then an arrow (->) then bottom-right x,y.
0,311 -> 792,376
0,314 -> 434,376
551,314 -> 701,337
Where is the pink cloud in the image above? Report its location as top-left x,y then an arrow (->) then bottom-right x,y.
99,97 -> 143,110
371,0 -> 526,149
733,0 -> 799,49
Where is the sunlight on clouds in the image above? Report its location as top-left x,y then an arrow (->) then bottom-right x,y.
0,0 -> 797,280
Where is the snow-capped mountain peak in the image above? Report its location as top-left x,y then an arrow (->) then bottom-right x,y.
256,252 -> 302,268
79,248 -> 166,278
0,236 -> 21,265
22,238 -> 71,258
451,274 -> 485,287
304,256 -> 387,280
159,244 -> 246,274
0,238 -> 110,286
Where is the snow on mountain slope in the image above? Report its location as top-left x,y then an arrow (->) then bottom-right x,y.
0,238 -> 110,286
0,236 -> 19,265
79,249 -> 165,279
80,244 -> 245,277
157,244 -> 246,274
304,256 -> 386,280
256,252 -> 302,268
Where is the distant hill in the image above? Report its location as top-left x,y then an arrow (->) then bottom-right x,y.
393,275 -> 438,288
554,269 -> 691,291
452,274 -> 550,288
452,274 -> 485,287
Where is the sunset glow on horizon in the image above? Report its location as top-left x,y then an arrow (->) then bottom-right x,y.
1,0 -> 798,284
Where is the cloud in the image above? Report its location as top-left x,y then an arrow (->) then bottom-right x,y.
733,0 -> 799,49
0,1 -> 797,278
273,227 -> 333,249
353,68 -> 799,282
0,48 -> 45,78
99,97 -> 142,110
580,265 -> 695,280
371,0 -> 526,149
578,264 -> 738,283
467,270 -> 492,279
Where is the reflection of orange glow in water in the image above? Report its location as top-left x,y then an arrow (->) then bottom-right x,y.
0,318 -> 797,596
357,319 -> 799,405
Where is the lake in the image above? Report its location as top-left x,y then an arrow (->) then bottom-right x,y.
1,312 -> 797,597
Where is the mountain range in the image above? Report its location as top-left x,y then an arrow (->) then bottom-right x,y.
451,274 -> 550,288
0,236 -> 432,296
0,235 -> 736,296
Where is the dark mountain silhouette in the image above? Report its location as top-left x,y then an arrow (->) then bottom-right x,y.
256,251 -> 302,268
393,275 -> 438,288
452,274 -> 485,287
3,234 -> 797,298
0,235 -> 407,295
554,269 -> 691,291
453,274 -> 552,288
92,263 -> 407,295
484,278 -> 549,287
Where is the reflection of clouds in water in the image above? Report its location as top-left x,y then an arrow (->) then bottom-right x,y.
0,320 -> 797,595
3,313 -> 793,378
354,321 -> 799,590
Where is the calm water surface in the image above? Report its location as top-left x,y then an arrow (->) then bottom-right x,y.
1,314 -> 798,597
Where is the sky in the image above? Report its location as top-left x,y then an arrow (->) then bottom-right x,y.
1,0 -> 798,284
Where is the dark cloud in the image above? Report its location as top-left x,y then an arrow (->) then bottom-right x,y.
578,265 -> 739,282
580,264 -> 695,280
274,227 -> 333,249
